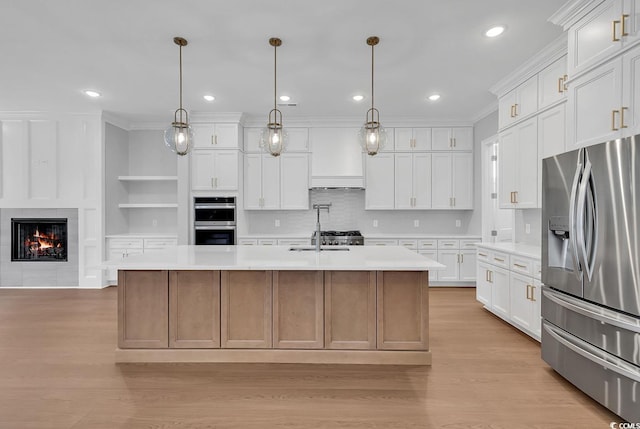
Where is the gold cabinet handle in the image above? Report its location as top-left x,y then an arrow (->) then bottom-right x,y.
510,105 -> 515,118
460,253 -> 464,263
513,191 -> 518,204
530,285 -> 537,302
514,103 -> 518,116
513,263 -> 527,269
558,77 -> 564,93
526,284 -> 531,300
457,254 -> 460,263
452,197 -> 456,207
509,191 -> 514,203
494,257 -> 504,262
478,252 -> 487,257
489,270 -> 493,283
485,270 -> 490,282
453,137 -> 457,147
613,20 -> 621,41
563,75 -> 568,91
622,14 -> 629,36
612,110 -> 620,131
621,107 -> 628,129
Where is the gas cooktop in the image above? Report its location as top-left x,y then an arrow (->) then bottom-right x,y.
311,230 -> 364,246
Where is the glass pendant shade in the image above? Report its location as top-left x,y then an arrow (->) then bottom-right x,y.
359,107 -> 386,155
164,108 -> 193,156
260,108 -> 287,156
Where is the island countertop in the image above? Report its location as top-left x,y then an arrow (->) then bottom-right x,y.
106,245 -> 445,271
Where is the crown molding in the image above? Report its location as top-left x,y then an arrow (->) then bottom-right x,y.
242,115 -> 473,128
0,111 -> 101,121
549,0 -> 602,30
128,122 -> 166,131
189,111 -> 245,124
489,33 -> 568,97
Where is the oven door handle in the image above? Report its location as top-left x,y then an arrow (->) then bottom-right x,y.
194,225 -> 236,230
194,204 -> 236,209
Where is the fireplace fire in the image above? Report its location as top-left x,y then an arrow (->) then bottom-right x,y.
11,218 -> 68,262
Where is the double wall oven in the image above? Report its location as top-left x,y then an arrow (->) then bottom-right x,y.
193,197 -> 236,245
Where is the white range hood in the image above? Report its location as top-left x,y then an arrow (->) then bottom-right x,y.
310,127 -> 365,188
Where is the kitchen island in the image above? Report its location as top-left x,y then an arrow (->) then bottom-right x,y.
110,245 -> 444,365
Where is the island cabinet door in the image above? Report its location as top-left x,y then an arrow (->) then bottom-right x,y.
169,270 -> 220,348
118,270 -> 169,349
376,271 -> 429,350
324,271 -> 376,350
221,270 -> 272,348
273,271 -> 324,349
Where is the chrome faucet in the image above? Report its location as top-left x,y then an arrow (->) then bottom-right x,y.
313,203 -> 331,252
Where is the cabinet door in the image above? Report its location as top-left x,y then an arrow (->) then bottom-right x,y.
261,155 -> 281,209
365,152 -> 395,209
376,271 -> 429,350
476,261 -> 492,307
413,128 -> 432,151
499,90 -> 518,129
531,279 -> 542,339
451,127 -> 473,151
412,153 -> 432,209
459,250 -> 476,281
567,56 -> 622,149
286,128 -> 309,152
394,153 -> 414,209
280,153 -> 309,210
191,124 -> 217,149
273,271 -> 324,349
118,270 -> 168,348
213,150 -> 238,190
539,55 -> 568,109
509,272 -> 534,332
191,150 -> 215,190
394,128 -> 414,151
437,250 -> 459,282
212,123 -> 239,148
169,270 -> 220,348
498,127 -> 517,208
221,270 -> 272,348
244,154 -> 263,209
567,0 -> 624,75
325,271 -> 376,349
431,153 -> 453,209
622,43 -> 640,137
418,251 -> 438,281
491,266 -> 510,320
538,104 -> 566,207
516,75 -> 539,120
452,152 -> 473,209
244,127 -> 262,152
514,117 -> 538,208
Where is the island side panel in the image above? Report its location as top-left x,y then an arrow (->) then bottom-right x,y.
169,270 -> 220,349
376,271 -> 429,350
221,270 -> 273,348
273,271 -> 324,349
118,270 -> 169,349
325,271 -> 376,350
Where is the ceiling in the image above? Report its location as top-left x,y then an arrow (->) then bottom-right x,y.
1,0 -> 565,125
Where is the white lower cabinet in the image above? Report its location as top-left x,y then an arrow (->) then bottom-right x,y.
437,250 -> 459,281
489,266 -> 510,320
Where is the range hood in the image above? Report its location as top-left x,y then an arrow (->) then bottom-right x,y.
310,127 -> 365,188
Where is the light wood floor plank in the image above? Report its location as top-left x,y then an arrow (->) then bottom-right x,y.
0,287 -> 621,428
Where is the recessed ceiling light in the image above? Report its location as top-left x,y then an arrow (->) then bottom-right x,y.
353,95 -> 364,101
203,95 -> 215,102
428,94 -> 441,101
485,26 -> 505,38
84,90 -> 101,98
279,95 -> 291,102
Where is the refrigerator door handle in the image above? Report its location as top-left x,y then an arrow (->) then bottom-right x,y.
569,152 -> 583,280
576,158 -> 596,281
543,322 -> 640,383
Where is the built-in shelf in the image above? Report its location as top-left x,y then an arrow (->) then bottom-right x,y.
117,176 -> 178,181
118,203 -> 178,209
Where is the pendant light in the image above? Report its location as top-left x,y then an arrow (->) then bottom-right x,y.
260,37 -> 287,157
359,36 -> 387,156
164,36 -> 193,156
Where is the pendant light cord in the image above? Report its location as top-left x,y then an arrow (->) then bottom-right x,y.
274,43 -> 277,111
179,44 -> 183,123
371,42 -> 374,111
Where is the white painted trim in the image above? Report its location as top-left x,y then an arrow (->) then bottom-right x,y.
189,111 -> 245,123
549,0 -> 603,29
242,115 -> 474,128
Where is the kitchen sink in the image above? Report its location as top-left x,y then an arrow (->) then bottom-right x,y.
288,247 -> 350,252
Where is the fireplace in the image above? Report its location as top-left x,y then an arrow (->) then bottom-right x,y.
11,218 -> 68,262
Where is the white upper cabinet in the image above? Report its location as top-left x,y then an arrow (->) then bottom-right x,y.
498,75 -> 538,130
394,153 -> 431,209
280,153 -> 309,210
538,103 -> 566,206
191,150 -> 239,191
538,55 -> 568,109
394,128 -> 431,151
365,152 -> 395,210
499,117 -> 538,209
566,0 -> 639,76
431,152 -> 473,209
244,127 -> 309,153
244,153 -> 308,210
622,42 -> 640,136
431,127 -> 473,151
192,123 -> 239,149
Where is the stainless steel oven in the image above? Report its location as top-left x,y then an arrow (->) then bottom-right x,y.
193,197 -> 236,245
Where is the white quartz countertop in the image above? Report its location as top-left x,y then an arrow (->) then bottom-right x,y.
104,245 -> 446,271
475,242 -> 541,260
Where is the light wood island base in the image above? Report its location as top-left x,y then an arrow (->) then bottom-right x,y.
117,268 -> 431,365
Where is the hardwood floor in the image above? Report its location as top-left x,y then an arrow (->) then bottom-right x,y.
0,287 -> 620,428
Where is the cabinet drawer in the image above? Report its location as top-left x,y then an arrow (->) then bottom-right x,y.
108,238 -> 144,249
398,239 -> 418,250
437,239 -> 459,249
144,238 -> 178,249
365,239 -> 398,246
491,251 -> 509,268
476,248 -> 491,262
258,239 -> 278,245
460,239 -> 480,249
418,239 -> 437,250
510,256 -> 534,275
278,238 -> 310,246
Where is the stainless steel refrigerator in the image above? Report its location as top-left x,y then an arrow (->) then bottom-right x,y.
542,136 -> 640,422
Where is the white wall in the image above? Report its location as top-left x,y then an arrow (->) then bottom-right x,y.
515,208 -> 542,245
0,112 -> 103,287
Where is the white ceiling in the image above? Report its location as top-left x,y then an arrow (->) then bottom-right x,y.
0,0 -> 565,125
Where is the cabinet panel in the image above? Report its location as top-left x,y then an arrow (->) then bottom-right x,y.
325,271 -> 376,349
273,271 -> 323,349
286,128 -> 309,152
431,153 -> 452,209
491,267 -> 510,320
365,152 -> 395,209
394,128 -> 431,151
437,250 -> 459,282
394,153 -> 413,209
412,153 -> 432,209
452,127 -> 473,151
394,128 -> 414,151
476,261 -> 492,307
622,43 -> 640,136
509,272 -> 534,332
280,153 -> 309,210
418,251 -> 438,281
432,127 -> 473,151
499,91 -> 518,129
452,152 -> 473,208
376,271 -> 429,350
191,150 -> 216,191
515,118 -> 538,208
532,279 -> 542,338
498,127 -> 517,208
538,103 -> 566,159
169,270 -> 220,348
192,123 -> 238,148
213,150 -> 239,190
118,270 -> 168,348
244,127 -> 262,152
221,270 -> 272,348
459,250 -> 476,281
539,55 -> 568,109
261,156 -> 280,209
244,154 -> 262,209
192,150 -> 238,191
